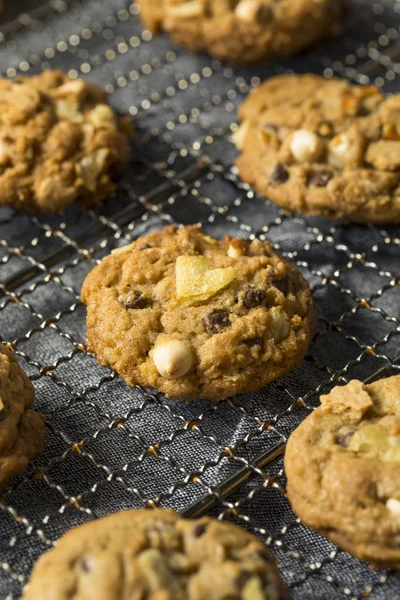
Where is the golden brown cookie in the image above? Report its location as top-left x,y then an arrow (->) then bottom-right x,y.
138,0 -> 348,64
235,74 -> 400,223
81,225 -> 315,401
22,508 -> 292,599
0,344 -> 45,486
0,70 -> 131,212
285,376 -> 400,568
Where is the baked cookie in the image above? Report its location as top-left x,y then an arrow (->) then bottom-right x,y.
0,70 -> 131,212
81,225 -> 315,401
285,376 -> 400,568
22,508 -> 292,599
235,74 -> 400,223
138,0 -> 348,64
0,344 -> 45,486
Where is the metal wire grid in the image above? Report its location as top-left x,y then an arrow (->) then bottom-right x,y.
0,0 -> 400,598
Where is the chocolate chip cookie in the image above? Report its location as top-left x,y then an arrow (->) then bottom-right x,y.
235,74 -> 400,223
0,70 -> 131,212
22,508 -> 292,599
138,0 -> 348,64
82,225 -> 315,401
285,376 -> 400,568
0,344 -> 45,486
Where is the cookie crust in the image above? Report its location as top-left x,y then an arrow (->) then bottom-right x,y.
0,70 -> 131,212
22,508 -> 292,599
0,344 -> 45,486
235,74 -> 400,223
285,376 -> 400,568
138,0 -> 348,64
81,225 -> 315,401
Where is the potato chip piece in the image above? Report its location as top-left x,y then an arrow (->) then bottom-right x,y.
349,423 -> 388,454
176,256 -> 236,300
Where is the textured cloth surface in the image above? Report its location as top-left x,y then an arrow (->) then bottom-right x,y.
0,1 -> 399,599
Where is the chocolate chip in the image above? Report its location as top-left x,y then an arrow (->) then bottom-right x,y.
307,170 -> 334,188
270,164 -> 289,185
122,290 -> 151,309
203,310 -> 231,334
236,571 -> 252,590
336,430 -> 354,448
273,278 -> 289,294
193,522 -> 208,538
243,287 -> 267,309
139,243 -> 152,250
244,337 -> 263,347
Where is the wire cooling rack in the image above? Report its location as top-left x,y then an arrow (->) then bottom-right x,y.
1,1 -> 400,598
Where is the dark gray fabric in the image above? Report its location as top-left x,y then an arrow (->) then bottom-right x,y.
0,1 -> 399,598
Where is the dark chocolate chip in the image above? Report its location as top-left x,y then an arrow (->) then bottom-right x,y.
307,170 -> 334,188
243,287 -> 267,309
193,522 -> 208,538
122,290 -> 151,309
243,337 -> 263,347
270,164 -> 289,185
203,310 -> 231,335
139,243 -> 152,250
336,430 -> 354,448
236,571 -> 252,590
273,278 -> 289,294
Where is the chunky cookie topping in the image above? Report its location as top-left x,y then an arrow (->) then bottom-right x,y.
0,70 -> 131,212
0,344 -> 45,486
82,225 -> 315,400
138,0 -> 347,64
285,376 -> 400,568
22,509 -> 292,600
236,74 -> 400,223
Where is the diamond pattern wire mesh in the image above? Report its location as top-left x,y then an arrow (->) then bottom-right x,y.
1,0 -> 400,598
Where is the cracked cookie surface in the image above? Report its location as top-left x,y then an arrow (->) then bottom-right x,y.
22,508 -> 292,599
81,225 -> 315,401
285,376 -> 400,568
235,74 -> 400,223
138,0 -> 348,64
0,344 -> 45,487
0,70 -> 131,212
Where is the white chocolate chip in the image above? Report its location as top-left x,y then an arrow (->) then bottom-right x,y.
78,148 -> 110,191
0,396 -> 4,411
151,337 -> 194,379
241,576 -> 264,600
56,100 -> 84,123
232,120 -> 251,150
235,0 -> 265,23
290,130 -> 321,163
88,104 -> 117,130
227,239 -> 247,258
387,498 -> 400,516
328,134 -> 349,169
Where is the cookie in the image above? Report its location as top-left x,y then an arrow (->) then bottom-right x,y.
285,375 -> 400,568
0,344 -> 45,486
138,0 -> 348,64
22,508 -> 292,599
235,74 -> 400,223
0,70 -> 131,212
81,225 -> 315,401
